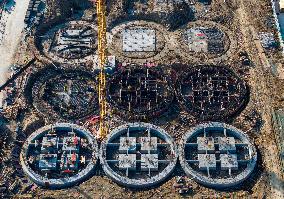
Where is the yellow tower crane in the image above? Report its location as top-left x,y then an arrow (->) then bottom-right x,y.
92,0 -> 108,139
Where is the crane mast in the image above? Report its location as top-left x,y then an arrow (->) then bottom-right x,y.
96,0 -> 108,139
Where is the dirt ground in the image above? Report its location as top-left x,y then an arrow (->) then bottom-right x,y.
0,0 -> 283,198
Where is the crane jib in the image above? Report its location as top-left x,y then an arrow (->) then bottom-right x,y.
96,0 -> 108,139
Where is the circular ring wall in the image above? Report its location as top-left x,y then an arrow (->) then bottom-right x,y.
108,67 -> 174,120
100,122 -> 178,188
20,123 -> 98,189
179,122 -> 257,188
108,20 -> 171,63
35,20 -> 97,65
176,65 -> 249,121
25,68 -> 98,121
174,21 -> 237,63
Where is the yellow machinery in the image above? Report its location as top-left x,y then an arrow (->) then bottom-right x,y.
95,0 -> 108,139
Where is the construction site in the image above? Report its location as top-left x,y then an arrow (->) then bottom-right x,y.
0,0 -> 283,198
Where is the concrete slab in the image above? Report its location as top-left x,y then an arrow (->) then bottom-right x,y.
140,137 -> 158,153
141,154 -> 159,171
119,137 -> 137,153
220,154 -> 238,170
123,28 -> 156,52
197,137 -> 215,153
218,137 -> 236,153
198,154 -> 216,170
118,154 -> 136,170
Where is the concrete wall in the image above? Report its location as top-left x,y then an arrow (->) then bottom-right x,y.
20,123 -> 98,189
179,122 -> 257,188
